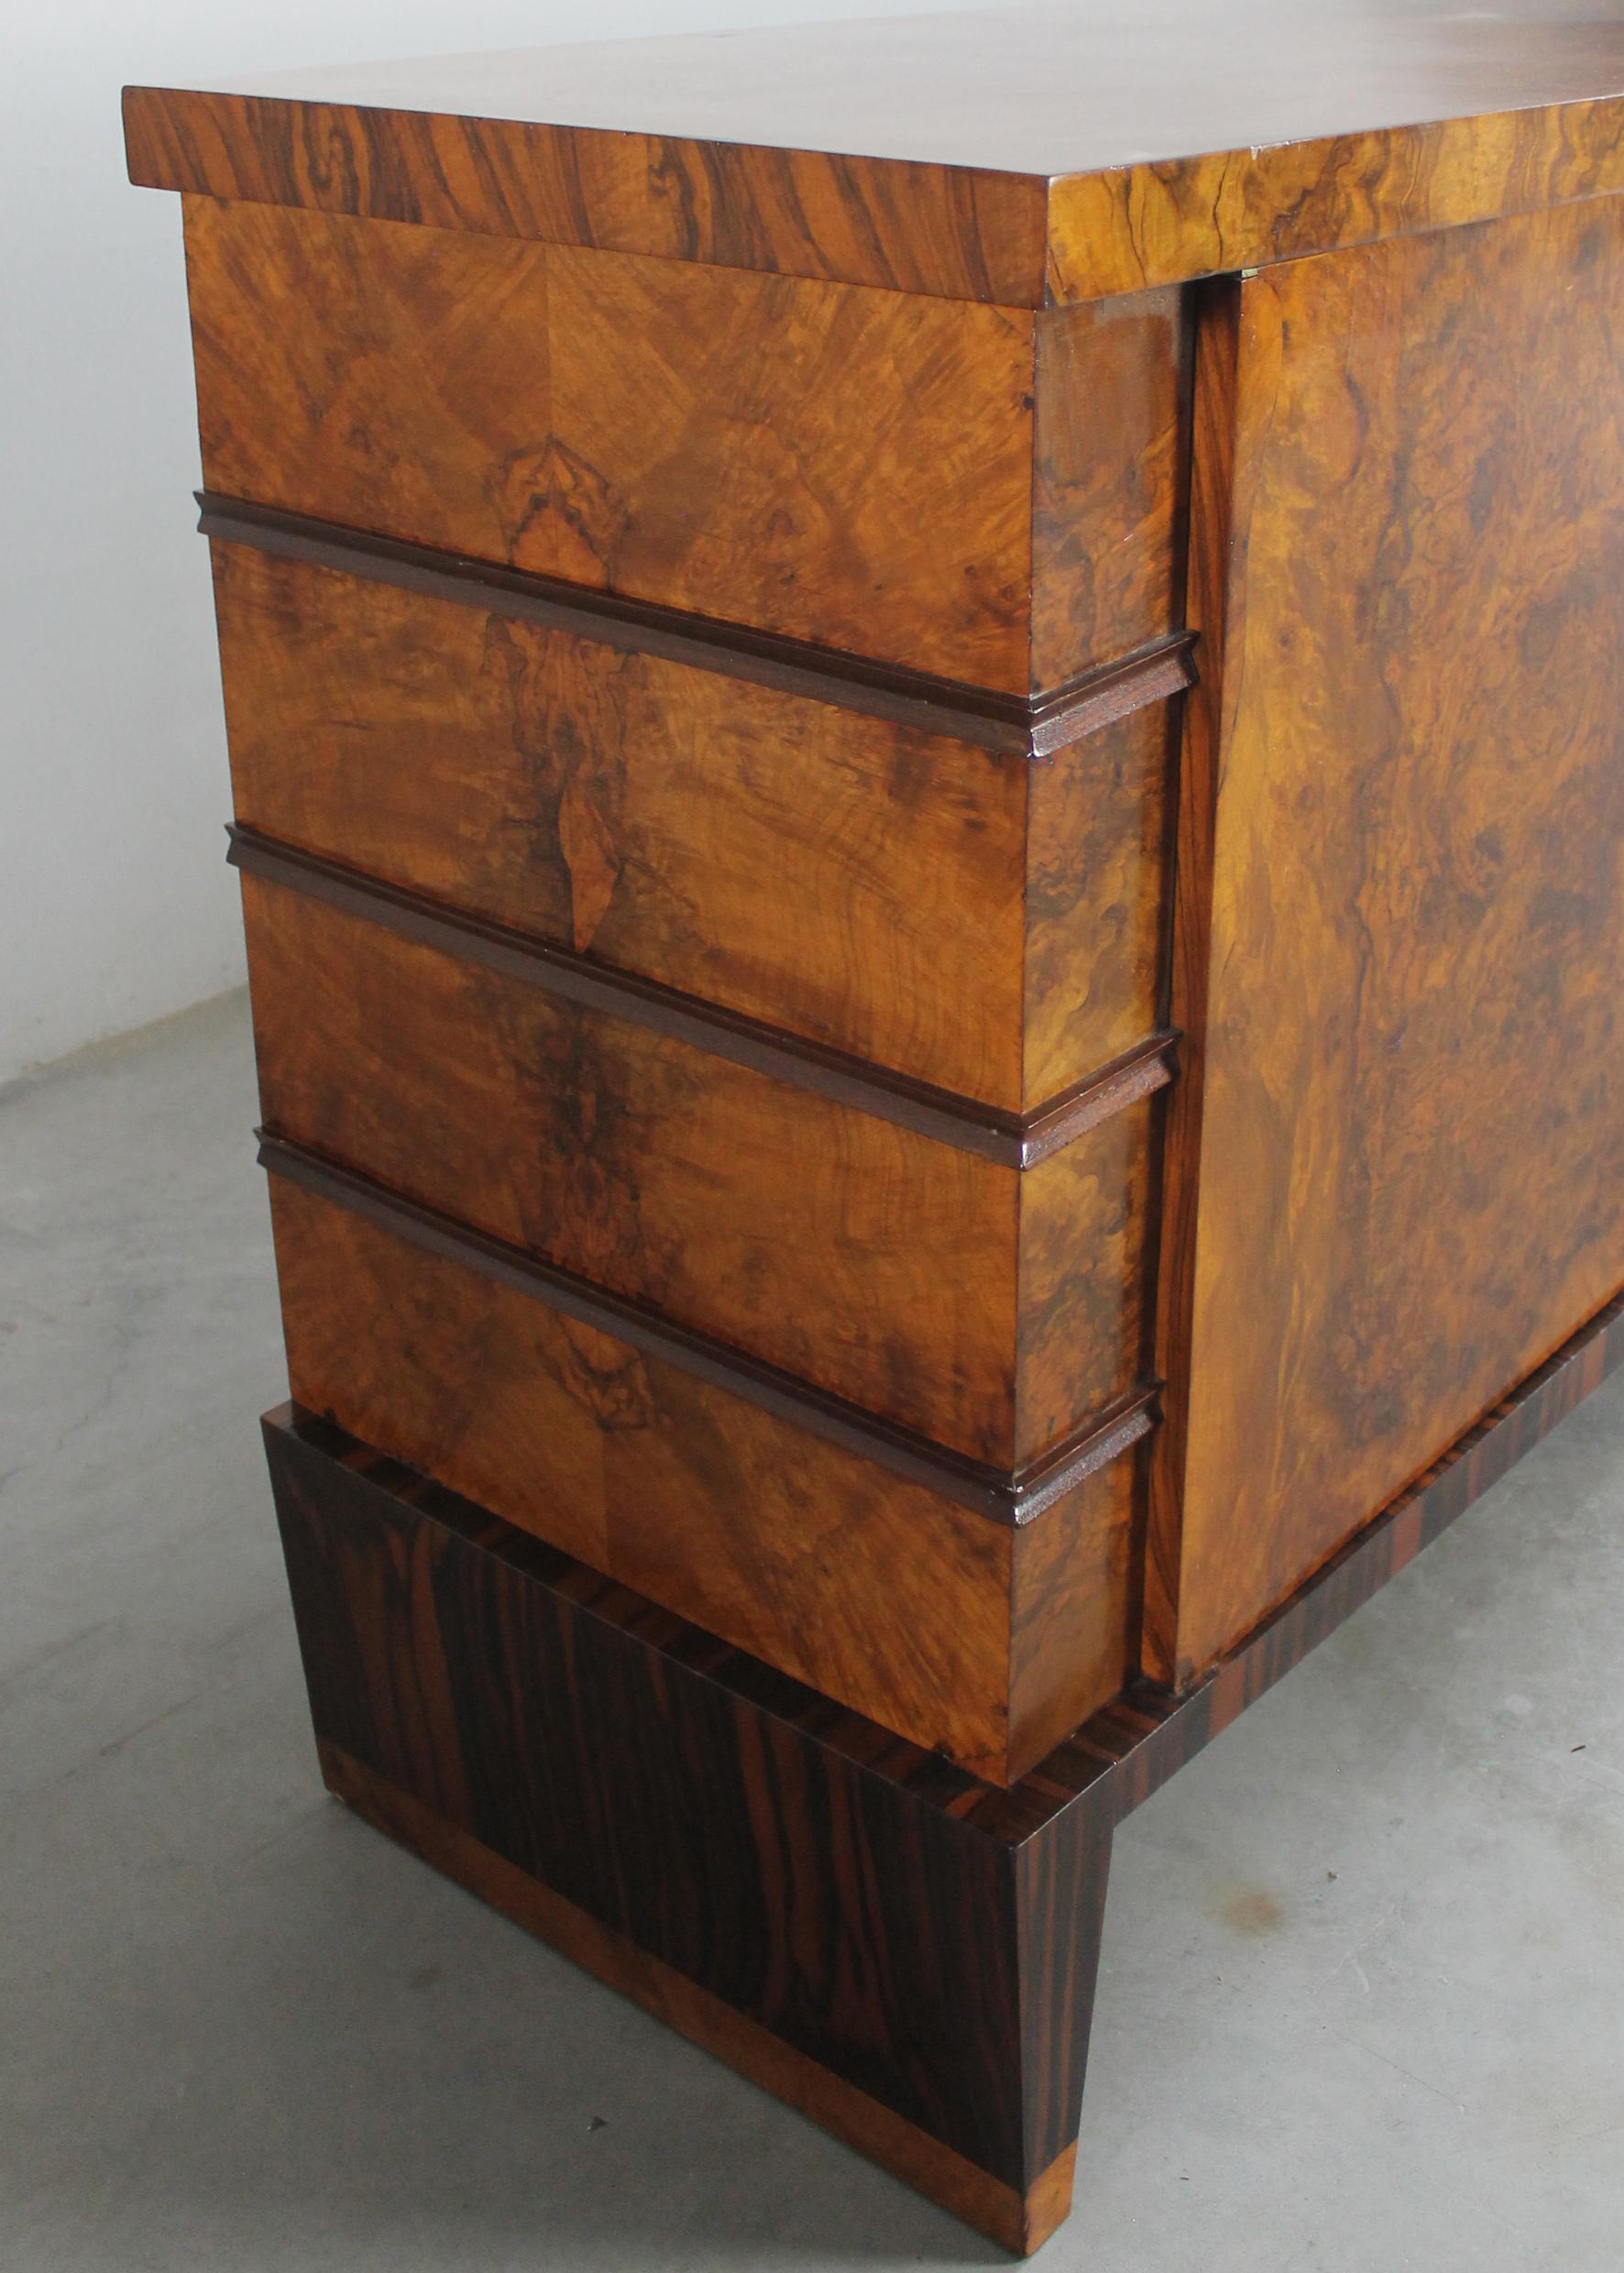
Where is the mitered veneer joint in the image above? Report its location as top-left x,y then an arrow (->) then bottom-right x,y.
198,492 -> 1197,757
227,826 -> 1178,1167
257,1128 -> 1160,1528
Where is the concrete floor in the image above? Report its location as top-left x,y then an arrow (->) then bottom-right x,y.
3,990 -> 1623,2272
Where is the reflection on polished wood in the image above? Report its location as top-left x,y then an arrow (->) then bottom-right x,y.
268,1284 -> 1624,2244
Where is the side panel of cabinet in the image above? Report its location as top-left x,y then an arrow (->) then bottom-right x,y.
1167,202 -> 1624,1675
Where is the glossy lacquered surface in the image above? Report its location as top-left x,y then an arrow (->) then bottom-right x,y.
125,2 -> 1624,172
266,1171 -> 1141,1785
266,1402 -> 1113,2252
241,864 -> 1156,1469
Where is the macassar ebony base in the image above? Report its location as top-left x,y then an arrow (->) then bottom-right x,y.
262,1284 -> 1624,2256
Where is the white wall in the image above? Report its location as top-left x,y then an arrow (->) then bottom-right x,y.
0,0 -> 992,1087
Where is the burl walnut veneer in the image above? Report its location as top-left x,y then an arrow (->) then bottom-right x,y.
126,4 -> 1624,2251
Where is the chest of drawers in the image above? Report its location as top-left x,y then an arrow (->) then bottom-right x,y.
126,6 -> 1624,2247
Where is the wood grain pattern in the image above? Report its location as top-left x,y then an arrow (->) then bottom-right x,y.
1029,288 -> 1191,693
266,1402 -> 1114,2242
1044,93 -> 1624,302
1022,699 -> 1177,1112
230,826 -> 1177,1175
126,85 -> 1050,307
263,1282 -> 1624,2241
257,1129 -> 1159,1528
318,1746 -> 1081,2257
202,491 -> 1198,759
1140,280 -> 1242,1687
1017,1115 -> 1154,1469
243,873 -> 1151,1465
183,196 -> 1036,689
127,18 -> 1624,2243
126,11 -> 1624,303
185,198 -> 1192,694
242,871 -> 1012,1463
266,1180 -> 1136,1783
269,1268 -> 1624,1850
1067,1282 -> 1624,1821
213,539 -> 1173,1110
1166,202 -> 1624,1677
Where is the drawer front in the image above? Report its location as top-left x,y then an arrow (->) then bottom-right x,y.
267,1173 -> 1136,1783
214,538 -> 1024,1105
214,537 -> 1172,1114
184,197 -> 1037,688
242,873 -> 1151,1466
185,199 -> 1192,696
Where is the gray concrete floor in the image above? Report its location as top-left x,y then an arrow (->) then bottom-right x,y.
3,990 -> 1623,2271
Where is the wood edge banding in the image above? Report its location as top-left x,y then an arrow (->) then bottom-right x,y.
316,1740 -> 1076,2255
258,1131 -> 1159,1528
1042,94 -> 1624,302
228,826 -> 1177,1166
199,492 -> 1197,754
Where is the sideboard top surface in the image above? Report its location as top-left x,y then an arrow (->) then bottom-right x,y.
128,1 -> 1624,177
125,1 -> 1624,304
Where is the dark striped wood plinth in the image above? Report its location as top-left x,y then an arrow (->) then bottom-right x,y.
264,1283 -> 1624,2250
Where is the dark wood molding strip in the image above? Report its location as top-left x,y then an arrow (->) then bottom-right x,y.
258,1128 -> 1159,1529
1017,1045 -> 1178,1167
228,825 -> 1177,1167
198,491 -> 1197,757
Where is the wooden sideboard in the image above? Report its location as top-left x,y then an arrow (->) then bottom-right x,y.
126,5 -> 1624,2251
